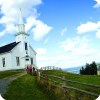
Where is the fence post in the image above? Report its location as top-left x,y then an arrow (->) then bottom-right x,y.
48,66 -> 49,70
40,68 -> 42,75
38,70 -> 40,80
62,76 -> 67,94
46,73 -> 48,85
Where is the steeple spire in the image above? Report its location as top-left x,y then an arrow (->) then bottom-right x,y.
14,9 -> 30,43
19,8 -> 24,24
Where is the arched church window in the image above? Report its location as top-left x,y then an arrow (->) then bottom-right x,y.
25,43 -> 28,50
16,57 -> 20,66
2,58 -> 5,67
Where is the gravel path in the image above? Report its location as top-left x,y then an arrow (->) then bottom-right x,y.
0,72 -> 27,96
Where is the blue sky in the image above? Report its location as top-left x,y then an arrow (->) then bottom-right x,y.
0,0 -> 100,69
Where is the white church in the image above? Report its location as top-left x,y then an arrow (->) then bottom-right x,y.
0,9 -> 37,71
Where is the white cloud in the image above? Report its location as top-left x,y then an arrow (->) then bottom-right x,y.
59,36 -> 100,63
0,0 -> 42,21
77,21 -> 100,34
0,0 -> 42,17
44,37 -> 50,44
56,51 -> 60,54
0,0 -> 52,40
61,27 -> 67,36
31,21 -> 52,41
96,29 -> 100,38
25,16 -> 36,32
62,42 -> 75,51
93,0 -> 100,8
37,56 -> 53,61
85,49 -> 99,55
0,16 -> 15,24
0,0 -> 41,36
60,36 -> 91,51
36,48 -> 46,55
36,36 -> 100,69
36,49 -> 100,69
0,23 -> 17,37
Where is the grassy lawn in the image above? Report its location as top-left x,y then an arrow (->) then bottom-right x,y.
97,65 -> 100,68
41,70 -> 100,100
0,70 -> 26,79
2,74 -> 58,100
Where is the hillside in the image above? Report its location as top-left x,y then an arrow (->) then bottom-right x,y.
2,72 -> 59,100
41,70 -> 100,100
62,62 -> 100,74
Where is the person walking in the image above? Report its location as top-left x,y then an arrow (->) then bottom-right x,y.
33,67 -> 35,76
26,65 -> 29,74
35,69 -> 37,76
29,65 -> 32,75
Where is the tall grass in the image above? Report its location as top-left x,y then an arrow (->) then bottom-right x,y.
2,71 -> 60,100
40,70 -> 100,100
0,70 -> 25,79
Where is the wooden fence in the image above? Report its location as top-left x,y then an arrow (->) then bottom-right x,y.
38,71 -> 100,100
40,66 -> 62,71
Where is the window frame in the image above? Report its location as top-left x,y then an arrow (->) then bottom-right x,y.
16,57 -> 20,66
25,42 -> 28,50
26,59 -> 29,61
2,58 -> 5,67
31,58 -> 33,65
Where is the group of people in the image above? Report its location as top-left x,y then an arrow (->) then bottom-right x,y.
26,65 -> 37,76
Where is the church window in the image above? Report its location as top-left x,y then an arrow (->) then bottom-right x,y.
16,57 -> 20,66
2,58 -> 5,67
31,58 -> 33,64
26,59 -> 29,61
25,43 -> 28,50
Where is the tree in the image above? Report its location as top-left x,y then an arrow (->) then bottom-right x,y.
81,66 -> 85,75
91,61 -> 97,75
79,61 -> 97,75
85,63 -> 91,75
80,69 -> 81,74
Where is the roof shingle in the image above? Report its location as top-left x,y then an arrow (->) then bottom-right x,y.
0,42 -> 20,54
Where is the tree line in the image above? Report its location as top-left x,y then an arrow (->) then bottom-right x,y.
80,61 -> 97,75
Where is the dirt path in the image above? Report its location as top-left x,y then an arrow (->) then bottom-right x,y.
2,74 -> 51,100
0,72 -> 27,96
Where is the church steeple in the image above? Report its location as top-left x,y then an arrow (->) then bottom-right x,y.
14,9 -> 29,42
18,8 -> 25,33
19,8 -> 24,24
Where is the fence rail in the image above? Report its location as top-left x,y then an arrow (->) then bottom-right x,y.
38,71 -> 100,100
42,74 -> 100,88
40,66 -> 62,71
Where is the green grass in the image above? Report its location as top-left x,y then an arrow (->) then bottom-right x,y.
97,65 -> 100,68
2,73 -> 59,100
0,70 -> 26,79
41,70 -> 100,100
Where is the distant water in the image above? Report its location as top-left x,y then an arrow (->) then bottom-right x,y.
62,62 -> 100,74
62,65 -> 86,74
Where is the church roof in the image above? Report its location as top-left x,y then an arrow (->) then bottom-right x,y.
0,42 -> 20,54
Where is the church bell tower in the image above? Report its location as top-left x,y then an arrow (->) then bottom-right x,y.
14,8 -> 30,58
